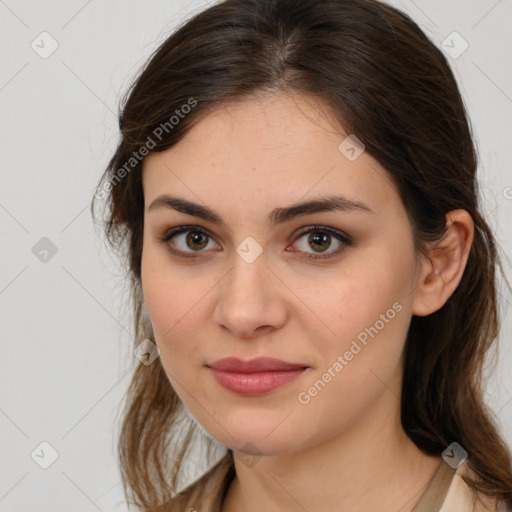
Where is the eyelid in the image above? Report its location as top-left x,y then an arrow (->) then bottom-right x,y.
291,224 -> 351,244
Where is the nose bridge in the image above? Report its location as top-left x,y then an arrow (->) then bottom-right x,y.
224,249 -> 270,308
214,247 -> 287,336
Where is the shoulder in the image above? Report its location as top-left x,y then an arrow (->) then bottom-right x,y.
93,455 -> 235,512
440,462 -> 511,512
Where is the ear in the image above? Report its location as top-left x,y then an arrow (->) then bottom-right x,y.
412,209 -> 474,317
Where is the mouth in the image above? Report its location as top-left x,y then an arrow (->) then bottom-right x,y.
207,356 -> 309,372
207,357 -> 309,396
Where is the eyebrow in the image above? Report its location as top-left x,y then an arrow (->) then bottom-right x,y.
147,194 -> 374,225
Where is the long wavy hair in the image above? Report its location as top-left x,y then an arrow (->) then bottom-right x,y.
91,0 -> 512,509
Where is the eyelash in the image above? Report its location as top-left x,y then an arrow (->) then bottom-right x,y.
157,224 -> 353,261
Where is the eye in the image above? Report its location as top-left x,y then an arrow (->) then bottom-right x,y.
288,225 -> 352,260
157,224 -> 352,260
157,226 -> 220,258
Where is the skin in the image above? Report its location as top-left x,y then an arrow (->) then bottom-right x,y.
140,90 -> 474,512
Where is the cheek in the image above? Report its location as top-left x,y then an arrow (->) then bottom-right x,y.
309,251 -> 411,331
292,273 -> 410,438
141,248 -> 202,356
299,248 -> 414,380
143,279 -> 201,353
141,266 -> 211,406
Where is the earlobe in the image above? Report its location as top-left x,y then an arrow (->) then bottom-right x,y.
412,209 -> 474,317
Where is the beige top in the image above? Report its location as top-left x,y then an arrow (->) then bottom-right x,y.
411,459 -> 507,512
169,455 -> 509,512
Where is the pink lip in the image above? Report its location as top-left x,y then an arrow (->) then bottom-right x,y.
208,357 -> 308,372
207,357 -> 309,396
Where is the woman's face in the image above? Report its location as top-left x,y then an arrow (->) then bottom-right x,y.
141,91 -> 424,455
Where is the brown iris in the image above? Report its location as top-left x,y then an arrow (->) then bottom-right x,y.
186,231 -> 209,251
308,231 -> 330,252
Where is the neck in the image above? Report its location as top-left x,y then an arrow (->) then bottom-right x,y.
222,383 -> 441,512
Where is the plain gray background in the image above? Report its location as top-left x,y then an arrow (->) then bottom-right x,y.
1,0 -> 511,510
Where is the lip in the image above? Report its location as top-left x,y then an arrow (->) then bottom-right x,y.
208,357 -> 308,372
207,357 -> 309,396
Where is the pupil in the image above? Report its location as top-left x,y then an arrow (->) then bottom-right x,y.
309,232 -> 330,252
187,232 -> 207,250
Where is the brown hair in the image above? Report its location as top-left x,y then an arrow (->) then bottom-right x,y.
91,0 -> 512,509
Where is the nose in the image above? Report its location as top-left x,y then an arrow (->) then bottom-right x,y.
213,254 -> 288,339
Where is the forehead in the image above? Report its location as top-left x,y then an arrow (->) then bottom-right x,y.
146,91 -> 344,170
142,92 -> 399,218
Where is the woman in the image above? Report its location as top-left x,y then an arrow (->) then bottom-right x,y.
92,0 -> 512,510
